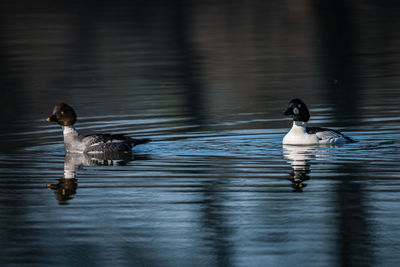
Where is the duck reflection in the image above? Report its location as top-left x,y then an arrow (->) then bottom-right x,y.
283,145 -> 339,191
47,152 -> 133,205
282,145 -> 315,191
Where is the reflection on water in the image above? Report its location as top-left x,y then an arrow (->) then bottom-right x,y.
0,0 -> 400,266
283,145 -> 313,191
48,152 -> 134,204
283,144 -> 348,191
48,177 -> 78,204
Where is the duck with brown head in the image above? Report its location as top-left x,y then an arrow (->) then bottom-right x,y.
46,103 -> 77,126
46,103 -> 151,153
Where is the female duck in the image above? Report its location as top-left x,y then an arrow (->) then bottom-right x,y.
46,103 -> 150,153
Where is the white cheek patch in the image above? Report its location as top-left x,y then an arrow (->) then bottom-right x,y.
293,107 -> 299,115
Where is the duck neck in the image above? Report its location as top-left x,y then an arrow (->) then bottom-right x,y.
62,125 -> 83,153
63,125 -> 79,136
293,121 -> 307,127
291,121 -> 307,133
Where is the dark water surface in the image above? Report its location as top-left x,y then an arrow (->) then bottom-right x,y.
1,1 -> 400,266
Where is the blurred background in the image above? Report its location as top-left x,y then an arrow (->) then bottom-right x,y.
0,1 -> 400,266
1,0 -> 399,151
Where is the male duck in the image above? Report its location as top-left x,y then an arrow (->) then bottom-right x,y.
282,98 -> 355,145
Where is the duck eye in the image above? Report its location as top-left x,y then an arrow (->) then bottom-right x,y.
293,107 -> 299,115
61,111 -> 64,115
298,104 -> 301,108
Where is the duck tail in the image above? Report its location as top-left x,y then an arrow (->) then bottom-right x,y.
130,138 -> 152,147
344,135 -> 357,143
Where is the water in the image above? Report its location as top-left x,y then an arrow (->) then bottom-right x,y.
1,1 -> 400,266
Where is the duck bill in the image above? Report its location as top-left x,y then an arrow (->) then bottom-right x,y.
283,108 -> 293,116
46,115 -> 57,122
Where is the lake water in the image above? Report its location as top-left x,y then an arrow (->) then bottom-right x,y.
1,1 -> 400,266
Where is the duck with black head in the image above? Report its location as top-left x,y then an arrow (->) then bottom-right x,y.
46,103 -> 151,153
282,98 -> 355,145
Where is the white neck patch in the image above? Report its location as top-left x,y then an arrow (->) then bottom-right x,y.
63,126 -> 79,136
293,121 -> 307,128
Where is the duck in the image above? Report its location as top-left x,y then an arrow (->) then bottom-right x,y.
282,98 -> 355,145
46,103 -> 151,153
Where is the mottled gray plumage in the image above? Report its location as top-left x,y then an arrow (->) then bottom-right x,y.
83,134 -> 150,153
